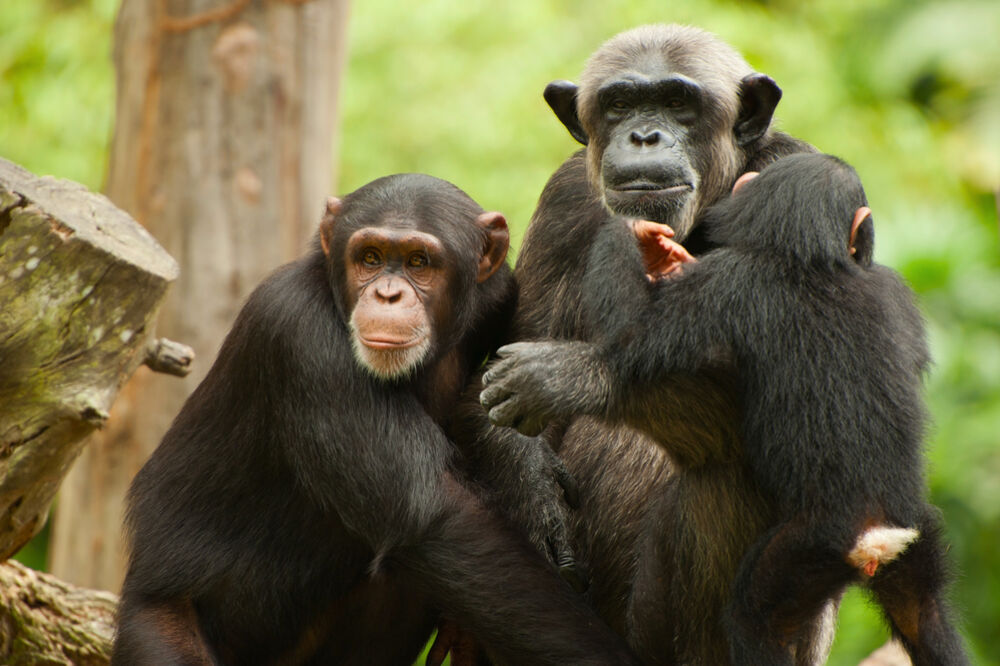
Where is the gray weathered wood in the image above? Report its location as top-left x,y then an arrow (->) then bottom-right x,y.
0,157 -> 184,560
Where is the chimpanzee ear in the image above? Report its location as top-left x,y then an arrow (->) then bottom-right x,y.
319,196 -> 342,257
544,80 -> 588,146
735,73 -> 782,146
475,212 -> 510,283
850,206 -> 874,265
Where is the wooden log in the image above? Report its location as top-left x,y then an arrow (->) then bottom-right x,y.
0,157 -> 191,561
0,560 -> 116,666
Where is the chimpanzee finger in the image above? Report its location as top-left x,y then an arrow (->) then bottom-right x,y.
553,460 -> 580,509
558,554 -> 589,594
494,341 -> 538,358
481,358 -> 511,388
488,397 -> 535,433
479,381 -> 512,413
548,515 -> 587,593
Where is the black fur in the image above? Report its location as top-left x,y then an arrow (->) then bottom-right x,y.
483,154 -> 969,665
113,174 -> 637,665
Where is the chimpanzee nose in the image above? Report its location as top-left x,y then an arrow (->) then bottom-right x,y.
375,278 -> 403,303
630,130 -> 675,148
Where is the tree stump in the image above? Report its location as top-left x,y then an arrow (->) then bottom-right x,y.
0,156 -> 191,561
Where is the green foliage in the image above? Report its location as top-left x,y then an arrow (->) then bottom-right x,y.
0,0 -> 117,191
2,1 -> 997,663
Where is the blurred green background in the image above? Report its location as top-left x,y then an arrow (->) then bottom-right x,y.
2,0 -> 998,663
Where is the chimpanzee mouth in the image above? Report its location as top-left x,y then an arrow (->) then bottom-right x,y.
610,182 -> 692,196
360,334 -> 427,350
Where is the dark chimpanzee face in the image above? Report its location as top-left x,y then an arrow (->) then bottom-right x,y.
590,67 -> 703,223
318,175 -> 509,380
544,25 -> 784,241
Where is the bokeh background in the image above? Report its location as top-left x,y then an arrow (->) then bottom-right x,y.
2,0 -> 997,663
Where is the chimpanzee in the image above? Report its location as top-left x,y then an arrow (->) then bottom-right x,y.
481,153 -> 969,665
458,24 -> 822,663
514,24 -> 815,341
112,174 -> 638,666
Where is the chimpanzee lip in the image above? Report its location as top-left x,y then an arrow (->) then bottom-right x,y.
610,182 -> 692,195
361,335 -> 425,350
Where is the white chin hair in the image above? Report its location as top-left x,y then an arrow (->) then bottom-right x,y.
353,336 -> 431,380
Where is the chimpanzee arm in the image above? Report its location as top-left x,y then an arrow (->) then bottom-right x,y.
482,217 -> 727,437
450,372 -> 584,589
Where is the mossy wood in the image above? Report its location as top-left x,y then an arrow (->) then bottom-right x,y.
0,560 -> 116,665
0,157 -> 191,561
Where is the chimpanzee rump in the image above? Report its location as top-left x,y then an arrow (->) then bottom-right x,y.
113,174 -> 637,666
482,153 -> 969,666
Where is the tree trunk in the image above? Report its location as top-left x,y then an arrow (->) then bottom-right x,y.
49,0 -> 350,592
0,158 -> 188,563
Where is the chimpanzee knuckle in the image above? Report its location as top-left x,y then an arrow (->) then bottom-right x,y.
483,358 -> 515,385
497,341 -> 531,358
480,384 -> 505,411
488,403 -> 512,427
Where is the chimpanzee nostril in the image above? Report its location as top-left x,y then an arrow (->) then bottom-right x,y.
630,130 -> 673,147
629,131 -> 644,146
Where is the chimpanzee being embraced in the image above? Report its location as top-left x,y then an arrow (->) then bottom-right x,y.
112,174 -> 637,665
482,153 -> 969,665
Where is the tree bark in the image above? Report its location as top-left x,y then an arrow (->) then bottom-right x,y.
0,158 -> 187,562
48,0 -> 351,592
0,560 -> 116,666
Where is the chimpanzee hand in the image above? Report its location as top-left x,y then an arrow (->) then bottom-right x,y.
481,341 -> 611,437
493,428 -> 588,591
630,219 -> 697,281
453,375 -> 586,591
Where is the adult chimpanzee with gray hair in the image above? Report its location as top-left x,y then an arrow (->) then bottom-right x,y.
112,174 -> 638,666
461,23 -> 830,664
483,153 -> 969,665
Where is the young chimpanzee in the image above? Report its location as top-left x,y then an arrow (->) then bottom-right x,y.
112,174 -> 638,665
481,154 -> 969,665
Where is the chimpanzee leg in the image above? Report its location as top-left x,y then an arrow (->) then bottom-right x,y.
398,475 -> 637,666
724,520 -> 856,666
113,597 -> 217,665
869,510 -> 969,666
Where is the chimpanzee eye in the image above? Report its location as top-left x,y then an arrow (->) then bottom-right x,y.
407,253 -> 429,269
610,99 -> 629,113
362,249 -> 381,266
666,97 -> 685,110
